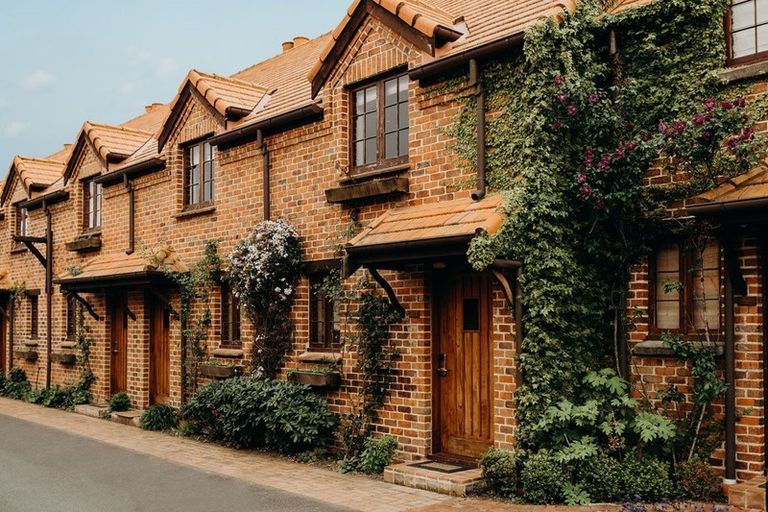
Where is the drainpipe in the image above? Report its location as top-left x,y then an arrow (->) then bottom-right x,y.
8,297 -> 13,371
124,174 -> 135,255
44,202 -> 53,389
724,237 -> 737,484
514,266 -> 523,385
257,130 -> 270,220
469,59 -> 486,201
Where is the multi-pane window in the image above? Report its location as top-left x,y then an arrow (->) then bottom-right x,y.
351,73 -> 409,172
66,295 -> 77,340
185,140 -> 215,207
84,178 -> 102,231
651,241 -> 721,335
728,0 -> 768,64
29,294 -> 38,340
220,282 -> 241,346
308,273 -> 340,351
16,206 -> 28,238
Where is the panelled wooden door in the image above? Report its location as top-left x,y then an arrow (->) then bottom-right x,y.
110,295 -> 128,395
149,298 -> 170,405
435,273 -> 493,459
0,304 -> 6,375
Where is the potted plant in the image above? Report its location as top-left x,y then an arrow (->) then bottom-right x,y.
287,366 -> 342,389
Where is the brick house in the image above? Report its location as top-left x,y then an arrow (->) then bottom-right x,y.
0,0 -> 767,487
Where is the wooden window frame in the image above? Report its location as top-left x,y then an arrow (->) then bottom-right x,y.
648,241 -> 722,339
183,138 -> 215,210
15,206 -> 28,238
66,295 -> 77,341
349,70 -> 409,176
308,272 -> 340,352
29,294 -> 39,340
220,282 -> 241,347
83,177 -> 103,233
726,0 -> 768,66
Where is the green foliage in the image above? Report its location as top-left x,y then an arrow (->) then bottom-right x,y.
141,404 -> 178,431
573,452 -> 624,503
479,447 -> 517,497
227,220 -> 302,378
675,457 -> 722,501
520,451 -> 567,504
353,435 -> 398,474
620,454 -> 673,502
108,392 -> 132,412
165,241 -> 221,398
24,385 -> 88,410
182,377 -> 337,454
2,368 -> 31,399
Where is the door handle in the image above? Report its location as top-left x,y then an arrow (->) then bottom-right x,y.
437,353 -> 448,377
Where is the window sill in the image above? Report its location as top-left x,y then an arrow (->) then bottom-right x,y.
298,351 -> 343,364
10,245 -> 27,255
24,340 -> 39,348
212,347 -> 244,358
60,341 -> 77,349
340,163 -> 411,185
718,60 -> 768,83
325,176 -> 409,204
633,339 -> 724,358
174,205 -> 216,219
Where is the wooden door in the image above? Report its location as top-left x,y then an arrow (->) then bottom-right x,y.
149,298 -> 170,405
435,273 -> 493,459
0,303 -> 6,376
110,295 -> 128,395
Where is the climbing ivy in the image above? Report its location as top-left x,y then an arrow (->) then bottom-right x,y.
458,0 -> 765,451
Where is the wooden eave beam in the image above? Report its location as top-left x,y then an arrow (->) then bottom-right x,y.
68,292 -> 101,321
367,267 -> 405,318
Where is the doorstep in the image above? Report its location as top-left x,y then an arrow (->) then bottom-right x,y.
384,460 -> 484,497
729,477 -> 766,511
73,404 -> 144,427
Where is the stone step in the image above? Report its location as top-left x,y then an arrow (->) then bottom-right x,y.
73,404 -> 144,428
729,477 -> 766,511
73,404 -> 108,418
384,460 -> 484,497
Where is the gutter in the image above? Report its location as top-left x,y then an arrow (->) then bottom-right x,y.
687,197 -> 768,216
20,190 -> 69,211
209,104 -> 324,149
95,158 -> 165,186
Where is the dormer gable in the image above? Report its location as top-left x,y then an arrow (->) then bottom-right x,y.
1,155 -> 65,206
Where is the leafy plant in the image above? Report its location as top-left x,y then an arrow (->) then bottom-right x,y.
479,447 -> 517,497
520,451 -> 567,504
620,453 -> 673,502
573,452 -> 624,503
108,392 -> 132,412
2,368 -> 31,399
141,404 -> 178,431
675,457 -> 722,502
356,435 -> 397,474
182,377 -> 337,454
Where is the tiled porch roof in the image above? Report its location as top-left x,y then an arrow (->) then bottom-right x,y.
347,193 -> 505,249
689,163 -> 768,207
57,246 -> 188,284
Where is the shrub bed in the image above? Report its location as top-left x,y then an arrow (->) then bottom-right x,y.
182,377 -> 337,454
141,404 -> 178,431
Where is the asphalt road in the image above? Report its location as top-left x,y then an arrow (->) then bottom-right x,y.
0,413 -> 348,512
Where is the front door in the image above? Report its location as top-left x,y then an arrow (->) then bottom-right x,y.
149,298 -> 170,405
110,295 -> 128,395
0,302 -> 6,375
435,273 -> 493,459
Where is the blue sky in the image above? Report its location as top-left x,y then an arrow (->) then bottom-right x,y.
0,0 -> 349,171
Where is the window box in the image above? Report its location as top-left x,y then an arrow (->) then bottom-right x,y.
288,369 -> 342,389
66,232 -> 102,252
51,352 -> 77,365
14,349 -> 38,362
633,339 -> 724,358
199,362 -> 243,379
325,176 -> 409,204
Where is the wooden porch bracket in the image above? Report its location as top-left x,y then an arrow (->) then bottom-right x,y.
490,269 -> 514,305
13,235 -> 47,268
125,306 -> 137,322
367,267 -> 406,318
68,292 -> 101,321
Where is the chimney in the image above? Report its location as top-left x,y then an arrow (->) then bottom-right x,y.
145,102 -> 164,113
293,36 -> 309,47
282,41 -> 295,52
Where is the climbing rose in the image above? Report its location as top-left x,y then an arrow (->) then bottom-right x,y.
580,184 -> 593,197
735,97 -> 746,108
577,173 -> 588,184
587,92 -> 599,104
721,100 -> 733,110
674,120 -> 687,133
741,127 -> 755,141
594,199 -> 605,211
557,94 -> 569,104
584,147 -> 595,166
567,104 -> 578,116
692,113 -> 706,127
551,120 -> 563,131
624,141 -> 637,152
704,97 -> 717,111
553,75 -> 565,87
658,121 -> 670,135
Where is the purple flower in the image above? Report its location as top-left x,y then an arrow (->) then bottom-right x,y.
727,137 -> 740,150
721,99 -> 734,110
553,75 -> 565,87
587,92 -> 599,104
692,113 -> 706,127
674,120 -> 686,133
704,97 -> 717,110
567,104 -> 578,116
614,147 -> 626,160
641,133 -> 652,142
598,154 -> 612,170
735,97 -> 746,108
551,119 -> 563,131
658,121 -> 670,135
625,141 -> 637,152
584,147 -> 595,166
577,173 -> 588,184
741,127 -> 755,141
580,184 -> 593,197
594,199 -> 605,211
557,94 -> 569,104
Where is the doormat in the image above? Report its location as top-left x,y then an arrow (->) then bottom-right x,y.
408,460 -> 474,474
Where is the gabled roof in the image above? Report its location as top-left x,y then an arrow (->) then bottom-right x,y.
157,70 -> 270,151
309,0 -> 576,97
1,155 -> 65,205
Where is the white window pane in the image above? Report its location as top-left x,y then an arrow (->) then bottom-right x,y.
701,242 -> 719,269
656,245 -> 679,272
758,0 -> 768,23
733,28 -> 757,58
693,299 -> 720,330
656,272 -> 680,300
693,269 -> 719,300
758,23 -> 768,52
733,1 -> 756,31
657,300 -> 680,330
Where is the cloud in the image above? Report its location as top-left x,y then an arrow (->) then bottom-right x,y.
4,121 -> 28,137
118,82 -> 138,95
155,58 -> 180,79
20,70 -> 56,90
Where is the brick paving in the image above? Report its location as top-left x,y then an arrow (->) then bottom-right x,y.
0,398 -> 753,512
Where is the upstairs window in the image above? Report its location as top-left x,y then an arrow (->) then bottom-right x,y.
184,140 -> 215,208
29,294 -> 39,340
308,273 -> 340,351
83,178 -> 102,231
351,73 -> 409,174
16,206 -> 28,238
728,0 -> 768,65
650,241 -> 721,336
220,282 -> 241,346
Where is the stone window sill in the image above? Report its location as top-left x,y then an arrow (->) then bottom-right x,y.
633,339 -> 724,358
24,340 -> 39,348
10,245 -> 27,255
66,232 -> 102,252
718,61 -> 768,83
212,347 -> 244,358
298,351 -> 343,364
174,205 -> 216,219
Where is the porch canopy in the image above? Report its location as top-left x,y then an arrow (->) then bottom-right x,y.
686,162 -> 768,222
0,271 -> 13,292
55,246 -> 187,293
343,194 -> 506,277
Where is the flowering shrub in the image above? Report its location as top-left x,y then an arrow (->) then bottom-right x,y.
228,219 -> 302,377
